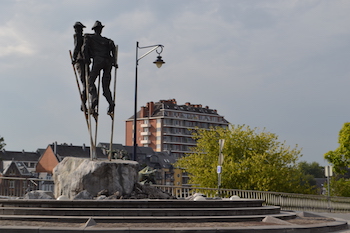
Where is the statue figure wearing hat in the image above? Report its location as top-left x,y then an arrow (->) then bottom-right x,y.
72,22 -> 87,111
82,20 -> 117,116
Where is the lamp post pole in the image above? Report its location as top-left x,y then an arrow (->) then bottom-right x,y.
133,42 -> 139,161
133,42 -> 165,161
325,165 -> 333,211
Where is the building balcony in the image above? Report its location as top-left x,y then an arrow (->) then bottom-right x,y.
140,131 -> 151,136
140,140 -> 151,145
163,141 -> 196,146
163,131 -> 193,137
140,123 -> 151,128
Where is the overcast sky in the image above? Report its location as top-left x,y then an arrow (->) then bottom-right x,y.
1,0 -> 349,166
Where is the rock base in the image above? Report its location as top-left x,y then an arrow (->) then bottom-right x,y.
53,157 -> 139,199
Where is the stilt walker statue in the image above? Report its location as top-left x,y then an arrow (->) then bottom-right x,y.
69,21 -> 118,160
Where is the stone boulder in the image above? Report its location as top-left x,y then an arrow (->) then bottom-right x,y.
186,193 -> 207,201
73,190 -> 94,200
130,183 -> 176,199
53,157 -> 139,199
24,190 -> 55,199
94,183 -> 176,199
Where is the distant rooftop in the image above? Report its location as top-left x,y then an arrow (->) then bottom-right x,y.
128,98 -> 228,121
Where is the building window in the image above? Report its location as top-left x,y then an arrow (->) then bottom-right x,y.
9,181 -> 15,189
22,181 -> 27,190
150,156 -> 158,163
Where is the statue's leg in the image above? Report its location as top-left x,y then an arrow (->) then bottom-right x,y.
76,61 -> 87,105
89,60 -> 102,110
102,62 -> 114,113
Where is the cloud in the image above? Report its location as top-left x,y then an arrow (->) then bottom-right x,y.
0,24 -> 35,57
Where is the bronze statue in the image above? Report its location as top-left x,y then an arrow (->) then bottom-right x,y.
83,21 -> 117,116
72,22 -> 87,112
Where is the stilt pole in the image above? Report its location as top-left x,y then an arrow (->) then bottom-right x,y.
85,63 -> 97,160
93,73 -> 101,154
69,50 -> 95,160
109,45 -> 118,161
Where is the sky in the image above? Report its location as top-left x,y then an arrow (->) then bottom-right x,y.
1,0 -> 350,166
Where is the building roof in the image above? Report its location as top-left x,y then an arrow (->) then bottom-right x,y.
147,152 -> 177,169
127,99 -> 229,123
123,145 -> 155,157
0,149 -> 41,162
98,143 -> 176,170
98,142 -> 125,151
48,143 -> 107,161
2,161 -> 32,177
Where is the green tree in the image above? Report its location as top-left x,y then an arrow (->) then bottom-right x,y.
329,177 -> 350,197
0,136 -> 5,150
176,125 -> 313,194
298,161 -> 324,193
298,161 -> 324,179
324,122 -> 350,173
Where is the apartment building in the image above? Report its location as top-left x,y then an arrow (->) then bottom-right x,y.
125,99 -> 229,159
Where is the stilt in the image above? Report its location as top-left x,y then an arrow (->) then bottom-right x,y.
69,50 -> 96,160
93,73 -> 101,154
85,63 -> 97,160
109,45 -> 118,161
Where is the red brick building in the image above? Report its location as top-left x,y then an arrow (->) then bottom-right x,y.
125,99 -> 229,160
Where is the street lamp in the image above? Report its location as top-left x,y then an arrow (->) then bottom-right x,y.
133,41 -> 165,161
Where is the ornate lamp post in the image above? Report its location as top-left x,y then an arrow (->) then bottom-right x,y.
133,42 -> 165,161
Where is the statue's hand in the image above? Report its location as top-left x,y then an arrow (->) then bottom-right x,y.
112,62 -> 118,68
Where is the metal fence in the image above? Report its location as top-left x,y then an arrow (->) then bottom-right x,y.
153,185 -> 350,213
2,177 -> 350,213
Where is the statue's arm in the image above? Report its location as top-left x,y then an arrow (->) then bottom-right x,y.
110,40 -> 117,67
82,35 -> 91,64
72,34 -> 79,62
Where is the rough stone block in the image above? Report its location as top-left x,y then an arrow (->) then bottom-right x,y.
53,157 -> 139,199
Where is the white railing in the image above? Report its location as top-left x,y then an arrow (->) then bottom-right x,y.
2,178 -> 350,213
153,185 -> 350,213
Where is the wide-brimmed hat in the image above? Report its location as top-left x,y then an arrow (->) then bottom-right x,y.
92,20 -> 104,30
73,22 -> 85,28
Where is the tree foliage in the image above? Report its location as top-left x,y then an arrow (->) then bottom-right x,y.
329,177 -> 350,197
324,122 -> 350,173
298,161 -> 324,193
298,161 -> 324,178
175,125 -> 313,194
0,136 -> 5,150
